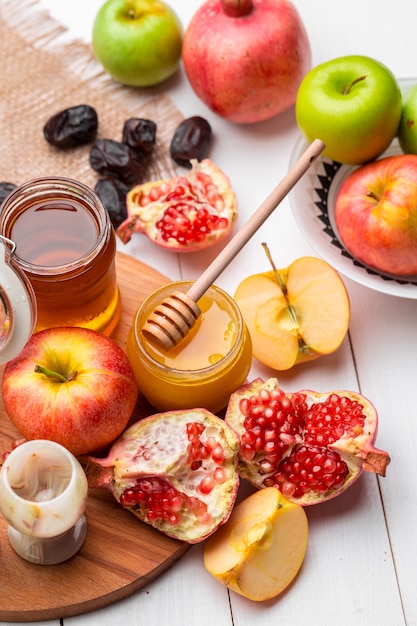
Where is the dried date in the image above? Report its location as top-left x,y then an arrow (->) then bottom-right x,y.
170,116 -> 212,168
89,138 -> 145,185
122,118 -> 157,154
0,182 -> 17,206
94,177 -> 129,229
43,104 -> 98,149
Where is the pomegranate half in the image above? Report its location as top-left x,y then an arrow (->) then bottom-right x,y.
225,378 -> 390,505
83,408 -> 240,542
116,159 -> 237,251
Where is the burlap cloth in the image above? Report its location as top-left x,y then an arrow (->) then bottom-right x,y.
0,0 -> 183,188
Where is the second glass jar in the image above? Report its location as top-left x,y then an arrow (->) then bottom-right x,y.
126,281 -> 252,414
0,177 -> 121,335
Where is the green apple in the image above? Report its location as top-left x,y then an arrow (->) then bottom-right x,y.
398,83 -> 417,154
295,55 -> 402,164
92,0 -> 183,87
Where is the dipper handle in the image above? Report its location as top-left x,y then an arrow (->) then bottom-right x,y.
185,139 -> 325,303
142,139 -> 325,350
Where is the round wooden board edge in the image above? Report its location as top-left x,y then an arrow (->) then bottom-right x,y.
0,251 -> 191,622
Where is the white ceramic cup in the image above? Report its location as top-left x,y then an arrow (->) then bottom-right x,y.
0,439 -> 88,564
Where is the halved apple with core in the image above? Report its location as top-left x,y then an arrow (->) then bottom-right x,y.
234,256 -> 350,370
203,487 -> 308,601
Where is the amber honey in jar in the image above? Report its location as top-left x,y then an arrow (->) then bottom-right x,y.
126,281 -> 252,414
0,177 -> 121,335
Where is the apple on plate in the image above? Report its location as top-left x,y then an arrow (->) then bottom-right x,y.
2,327 -> 138,456
295,55 -> 402,164
334,154 -> 417,276
92,0 -> 183,87
182,0 -> 311,124
204,487 -> 308,601
398,83 -> 417,154
234,256 -> 350,371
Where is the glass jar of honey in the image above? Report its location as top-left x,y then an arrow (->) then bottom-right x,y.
0,177 -> 120,336
126,281 -> 252,414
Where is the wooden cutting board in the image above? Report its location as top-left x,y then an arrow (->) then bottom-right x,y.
0,251 -> 190,623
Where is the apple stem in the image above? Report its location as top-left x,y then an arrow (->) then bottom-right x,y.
261,243 -> 286,293
221,0 -> 253,18
261,243 -> 298,327
343,75 -> 367,95
34,364 -> 72,383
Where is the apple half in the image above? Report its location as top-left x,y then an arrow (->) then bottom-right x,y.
203,487 -> 308,601
234,256 -> 350,370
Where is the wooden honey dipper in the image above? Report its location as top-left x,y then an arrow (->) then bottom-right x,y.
142,138 -> 325,351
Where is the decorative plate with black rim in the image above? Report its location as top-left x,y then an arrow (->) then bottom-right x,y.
289,78 -> 417,299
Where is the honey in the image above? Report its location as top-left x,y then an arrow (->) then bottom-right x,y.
9,199 -> 98,266
126,281 -> 252,413
0,177 -> 121,335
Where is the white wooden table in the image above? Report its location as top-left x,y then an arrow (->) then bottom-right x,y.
7,1 -> 417,624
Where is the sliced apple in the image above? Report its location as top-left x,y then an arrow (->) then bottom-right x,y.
203,487 -> 308,601
234,256 -> 350,370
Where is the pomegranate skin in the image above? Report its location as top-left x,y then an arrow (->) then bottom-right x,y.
225,378 -> 390,505
182,0 -> 312,124
83,409 -> 240,543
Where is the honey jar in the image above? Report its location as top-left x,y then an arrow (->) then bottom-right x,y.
126,281 -> 252,414
0,177 -> 120,337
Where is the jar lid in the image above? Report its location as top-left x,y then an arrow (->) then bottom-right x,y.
0,236 -> 36,364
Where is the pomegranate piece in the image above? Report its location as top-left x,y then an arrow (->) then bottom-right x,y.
83,408 -> 240,542
225,378 -> 390,505
116,158 -> 237,252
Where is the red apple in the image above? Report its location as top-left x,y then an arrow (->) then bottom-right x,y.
334,154 -> 417,276
182,0 -> 311,124
2,327 -> 138,456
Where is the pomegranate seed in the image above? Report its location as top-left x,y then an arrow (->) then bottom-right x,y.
323,457 -> 337,473
213,467 -> 226,483
120,489 -> 137,505
206,436 -> 218,450
264,428 -> 277,442
322,473 -> 336,487
259,388 -> 271,405
281,397 -> 293,412
264,441 -> 278,455
149,187 -> 162,201
189,446 -> 200,461
239,398 -> 249,416
211,444 -> 225,464
281,482 -> 296,497
242,431 -> 256,445
198,475 -> 215,495
243,415 -> 256,430
241,443 -> 256,461
255,416 -> 268,429
260,460 -> 275,474
254,436 -> 265,452
199,445 -> 210,459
